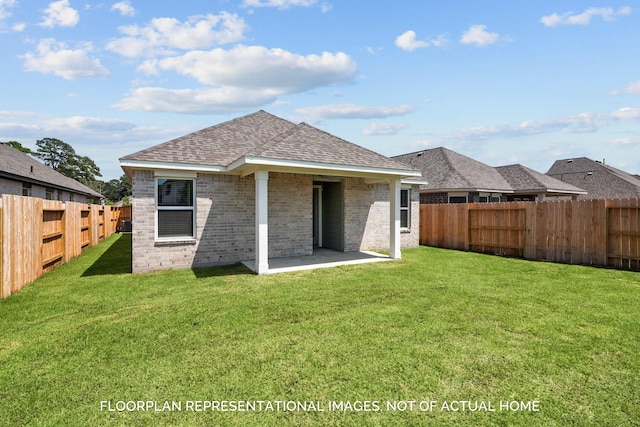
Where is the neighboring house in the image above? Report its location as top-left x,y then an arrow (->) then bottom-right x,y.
496,164 -> 586,201
547,157 -> 640,200
0,143 -> 103,203
119,110 -> 424,274
393,147 -> 513,204
394,147 -> 586,203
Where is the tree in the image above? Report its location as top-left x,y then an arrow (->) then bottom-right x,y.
1,140 -> 34,154
35,137 -> 102,185
98,174 -> 132,203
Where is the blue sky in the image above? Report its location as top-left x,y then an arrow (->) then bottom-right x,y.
1,0 -> 639,180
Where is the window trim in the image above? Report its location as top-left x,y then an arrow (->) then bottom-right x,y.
400,187 -> 411,229
154,176 -> 196,241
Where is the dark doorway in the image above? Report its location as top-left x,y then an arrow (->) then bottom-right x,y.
315,181 -> 344,252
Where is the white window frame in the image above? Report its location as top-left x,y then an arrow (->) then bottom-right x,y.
400,186 -> 411,229
154,174 -> 196,241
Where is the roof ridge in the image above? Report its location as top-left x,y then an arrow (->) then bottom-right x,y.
252,123 -> 301,156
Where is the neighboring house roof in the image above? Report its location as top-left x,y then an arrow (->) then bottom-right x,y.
121,110 -> 422,179
496,164 -> 586,196
0,143 -> 103,199
547,157 -> 640,199
393,147 -> 513,193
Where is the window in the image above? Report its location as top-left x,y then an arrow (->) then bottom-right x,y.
156,178 -> 195,239
45,188 -> 54,200
22,183 -> 32,197
479,196 -> 489,203
448,196 -> 467,204
400,188 -> 410,228
490,196 -> 501,202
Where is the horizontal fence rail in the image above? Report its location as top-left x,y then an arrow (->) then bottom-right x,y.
420,198 -> 640,272
0,195 -> 131,298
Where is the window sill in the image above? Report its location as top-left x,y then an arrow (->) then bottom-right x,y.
400,228 -> 411,234
154,238 -> 197,246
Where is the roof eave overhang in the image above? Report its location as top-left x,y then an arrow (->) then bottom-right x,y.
512,188 -> 588,195
120,156 -> 423,182
419,187 -> 515,194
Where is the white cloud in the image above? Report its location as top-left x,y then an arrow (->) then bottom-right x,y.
608,137 -> 640,146
295,103 -> 416,121
21,39 -> 109,80
46,116 -> 136,132
143,45 -> 357,93
242,0 -> 329,10
541,6 -> 632,27
106,13 -> 247,58
11,22 -> 25,31
395,30 -> 427,51
114,86 -> 280,114
111,1 -> 135,17
613,80 -> 640,95
39,0 -> 79,28
447,107 -> 640,141
395,30 -> 447,51
460,25 -> 503,46
363,122 -> 408,136
0,0 -> 16,20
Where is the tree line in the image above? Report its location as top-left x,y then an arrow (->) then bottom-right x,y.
2,138 -> 131,205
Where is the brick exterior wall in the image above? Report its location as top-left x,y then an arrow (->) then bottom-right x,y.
344,178 -> 420,252
131,170 -> 313,273
131,171 -> 419,273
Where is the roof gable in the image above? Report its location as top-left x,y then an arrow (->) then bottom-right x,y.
393,147 -> 512,191
0,144 -> 102,198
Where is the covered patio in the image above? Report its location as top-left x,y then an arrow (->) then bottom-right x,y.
241,247 -> 394,274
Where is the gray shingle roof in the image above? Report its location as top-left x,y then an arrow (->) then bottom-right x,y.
121,110 -> 415,172
393,147 -> 512,192
547,157 -> 640,199
0,143 -> 103,198
496,164 -> 586,195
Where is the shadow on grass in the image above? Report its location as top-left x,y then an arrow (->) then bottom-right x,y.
190,262 -> 254,278
82,233 -> 132,276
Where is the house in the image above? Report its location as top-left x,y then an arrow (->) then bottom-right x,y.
394,147 -> 587,203
119,110 -> 425,274
547,157 -> 640,200
0,143 -> 103,203
495,164 -> 586,201
393,147 -> 513,203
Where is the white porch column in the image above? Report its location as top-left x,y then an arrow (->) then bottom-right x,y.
255,170 -> 269,274
389,178 -> 401,259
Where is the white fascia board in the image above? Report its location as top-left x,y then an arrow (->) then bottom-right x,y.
420,188 -> 515,194
119,159 -> 226,174
229,155 -> 422,178
536,188 -> 588,195
401,178 -> 429,185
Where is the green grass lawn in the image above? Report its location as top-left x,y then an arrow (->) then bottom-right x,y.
1,234 -> 639,426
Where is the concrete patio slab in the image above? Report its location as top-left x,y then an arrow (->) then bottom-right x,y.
241,248 -> 394,274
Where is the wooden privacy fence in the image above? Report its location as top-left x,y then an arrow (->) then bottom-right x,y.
0,195 -> 129,298
420,198 -> 640,271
